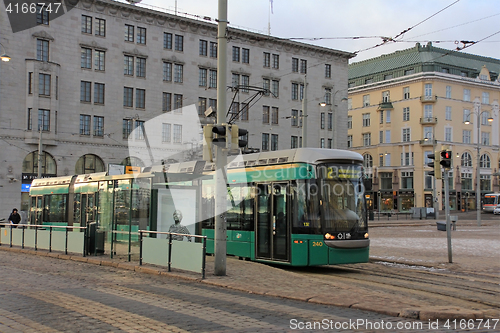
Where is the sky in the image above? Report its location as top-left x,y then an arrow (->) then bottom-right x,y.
130,0 -> 499,63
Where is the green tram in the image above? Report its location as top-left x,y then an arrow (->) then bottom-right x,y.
29,148 -> 370,266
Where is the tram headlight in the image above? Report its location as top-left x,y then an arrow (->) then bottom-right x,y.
364,233 -> 369,239
325,233 -> 335,240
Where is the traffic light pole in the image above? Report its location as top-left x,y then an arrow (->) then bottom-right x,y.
214,0 -> 228,276
444,170 -> 452,263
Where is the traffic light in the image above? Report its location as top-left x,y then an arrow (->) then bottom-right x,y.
202,124 -> 214,162
212,124 -> 228,147
230,125 -> 248,151
440,150 -> 452,169
427,151 -> 442,179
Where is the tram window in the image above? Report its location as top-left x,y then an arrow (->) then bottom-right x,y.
227,185 -> 254,231
74,193 -> 81,225
43,194 -> 68,222
201,184 -> 215,229
291,180 -> 321,234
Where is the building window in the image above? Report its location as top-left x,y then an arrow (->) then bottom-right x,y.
461,152 -> 472,167
263,52 -> 270,67
325,64 -> 331,78
300,59 -> 307,74
382,91 -> 390,102
446,86 -> 451,98
262,133 -> 269,151
81,48 -> 92,68
462,130 -> 471,144
137,27 -> 146,44
39,74 -> 50,96
424,104 -> 433,118
401,171 -> 414,189
404,68 -> 414,75
386,110 -> 391,123
463,89 -> 471,102
232,46 -> 240,62
379,131 -> 384,144
482,92 -> 490,105
271,107 -> 279,124
263,79 -> 270,96
175,35 -> 184,51
481,111 -> 491,125
80,114 -> 91,135
320,138 -> 325,148
480,175 -> 491,191
480,154 -> 491,168
363,94 -> 370,107
174,64 -> 183,83
328,113 -> 332,130
135,120 -> 145,140
199,68 -> 207,87
82,15 -> 92,33
136,57 -> 146,77
163,62 -> 172,82
229,102 -> 239,120
199,40 -> 207,56
402,128 -> 411,142
291,136 -> 298,148
321,113 -> 325,129
164,33 -> 172,49
424,83 -> 432,98
380,172 -> 393,189
162,123 -> 171,142
347,116 -> 352,129
271,80 -> 279,97
123,119 -> 133,139
385,130 -> 391,143
232,73 -> 240,88
95,18 -> 105,36
241,48 -> 249,63
209,70 -> 217,88
38,109 -> 50,131
403,87 -> 410,99
363,133 -> 371,146
291,57 -> 298,72
36,4 -> 49,25
124,55 -> 134,75
291,109 -> 299,127
347,135 -> 353,148
380,111 -> 384,124
403,107 -> 410,121
123,87 -> 133,107
271,134 -> 278,151
93,116 -> 104,137
94,83 -> 105,104
481,132 -> 490,146
362,113 -> 370,127
80,81 -> 91,102
135,89 -> 145,109
241,75 -> 250,93
94,50 -> 105,71
28,73 -> 33,94
444,127 -> 452,142
445,106 -> 452,120
125,24 -> 134,42
163,92 -> 172,112
37,39 -> 49,61
461,173 -> 472,190
272,54 -> 279,69
210,42 -> 217,58
262,106 -> 270,124
240,103 -> 249,121
174,94 -> 183,110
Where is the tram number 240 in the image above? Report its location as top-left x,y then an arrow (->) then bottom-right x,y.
312,241 -> 323,247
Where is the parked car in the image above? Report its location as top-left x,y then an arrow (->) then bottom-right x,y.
494,205 -> 500,215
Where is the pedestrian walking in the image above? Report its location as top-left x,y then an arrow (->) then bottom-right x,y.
8,208 -> 21,227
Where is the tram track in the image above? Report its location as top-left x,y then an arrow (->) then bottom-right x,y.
288,262 -> 499,310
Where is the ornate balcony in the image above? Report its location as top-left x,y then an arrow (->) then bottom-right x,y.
420,117 -> 438,124
377,101 -> 394,110
420,95 -> 438,103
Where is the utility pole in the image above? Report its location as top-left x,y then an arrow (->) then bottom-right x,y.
214,0 -> 228,276
301,75 -> 307,147
37,128 -> 43,179
444,168 -> 452,263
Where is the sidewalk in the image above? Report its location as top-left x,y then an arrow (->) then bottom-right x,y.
1,221 -> 498,322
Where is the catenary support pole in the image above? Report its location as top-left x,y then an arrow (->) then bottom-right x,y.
214,0 -> 228,276
444,170 -> 452,263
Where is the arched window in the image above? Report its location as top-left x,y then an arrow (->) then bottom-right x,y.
75,154 -> 105,174
121,156 -> 145,167
363,154 -> 373,168
461,152 -> 472,167
479,154 -> 491,168
22,151 -> 57,175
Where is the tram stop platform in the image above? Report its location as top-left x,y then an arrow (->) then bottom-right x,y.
1,217 -> 498,322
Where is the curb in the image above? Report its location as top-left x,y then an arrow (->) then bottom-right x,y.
0,245 -> 493,321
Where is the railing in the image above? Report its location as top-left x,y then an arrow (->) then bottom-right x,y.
420,95 -> 438,102
0,223 -> 87,256
419,117 -> 438,124
139,231 -> 207,279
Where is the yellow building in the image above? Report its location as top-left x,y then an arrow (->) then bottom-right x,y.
347,43 -> 500,213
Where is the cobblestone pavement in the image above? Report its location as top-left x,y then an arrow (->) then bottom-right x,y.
0,250 -> 438,333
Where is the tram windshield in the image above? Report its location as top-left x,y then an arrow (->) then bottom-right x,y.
319,163 -> 367,234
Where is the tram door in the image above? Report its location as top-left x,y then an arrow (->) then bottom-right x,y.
256,183 -> 289,261
80,193 -> 96,226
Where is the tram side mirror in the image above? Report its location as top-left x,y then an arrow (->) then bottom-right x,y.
363,178 -> 372,191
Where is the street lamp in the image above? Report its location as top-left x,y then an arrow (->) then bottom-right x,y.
464,108 -> 493,226
0,42 -> 10,62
